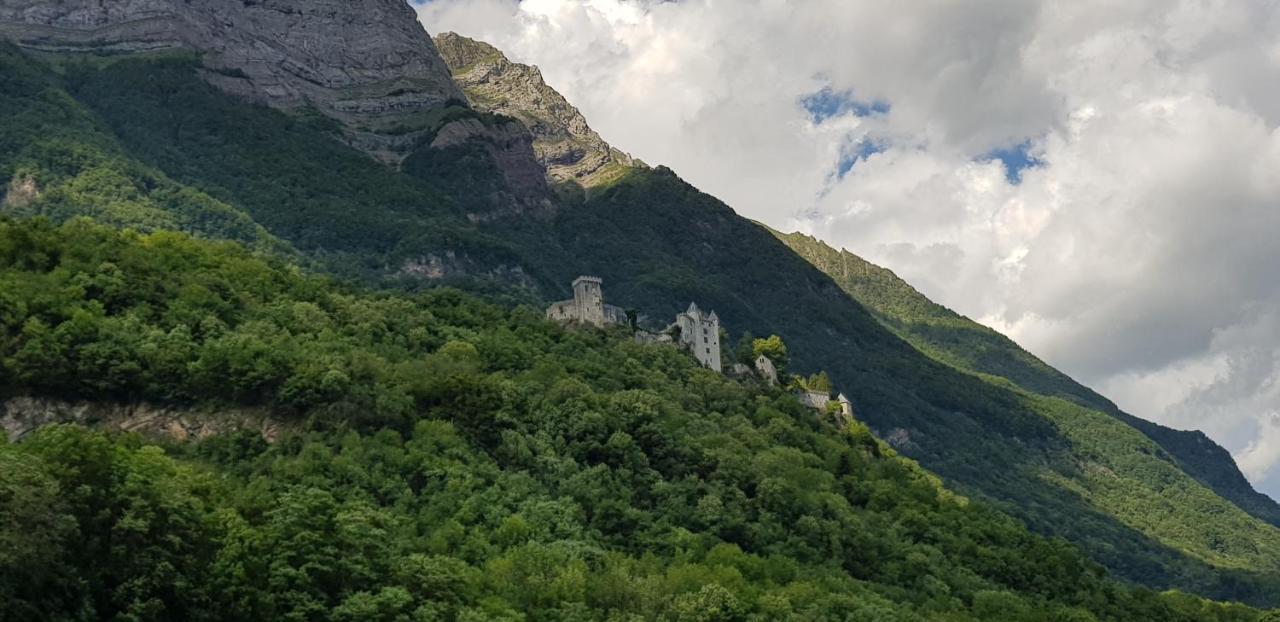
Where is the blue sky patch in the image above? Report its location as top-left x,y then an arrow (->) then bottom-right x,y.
836,137 -> 887,178
802,87 -> 890,124
981,140 -> 1043,184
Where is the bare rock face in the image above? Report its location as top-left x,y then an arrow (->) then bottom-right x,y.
0,1 -> 554,211
2,173 -> 38,209
0,396 -> 284,443
0,0 -> 464,159
434,32 -> 638,188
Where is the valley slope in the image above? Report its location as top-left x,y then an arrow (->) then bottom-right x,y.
773,230 -> 1280,530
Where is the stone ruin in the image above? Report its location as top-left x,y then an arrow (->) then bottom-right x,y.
545,276 -> 628,327
546,276 -> 722,371
546,277 -> 856,415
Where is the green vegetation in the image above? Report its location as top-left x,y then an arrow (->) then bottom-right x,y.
544,169 -> 1280,603
2,43 -> 1279,606
0,217 -> 1274,622
770,229 -> 1280,528
751,335 -> 789,370
0,46 -> 285,254
771,229 -> 1280,592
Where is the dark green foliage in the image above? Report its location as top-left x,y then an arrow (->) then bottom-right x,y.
0,48 -> 533,293
772,229 -> 1280,548
0,218 -> 1271,621
3,45 -> 1279,606
0,46 -> 285,254
771,229 -> 1280,529
535,169 -> 1280,603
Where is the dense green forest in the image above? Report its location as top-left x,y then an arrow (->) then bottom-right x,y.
1,217 -> 1275,622
4,45 -> 1280,606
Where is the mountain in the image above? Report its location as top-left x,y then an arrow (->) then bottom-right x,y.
1,0 -> 458,154
433,32 -> 638,189
2,2 -> 1280,609
0,0 -> 552,202
772,230 -> 1280,529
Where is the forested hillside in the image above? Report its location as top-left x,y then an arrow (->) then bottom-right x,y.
772,230 -> 1280,529
2,42 -> 1279,607
0,217 -> 1272,622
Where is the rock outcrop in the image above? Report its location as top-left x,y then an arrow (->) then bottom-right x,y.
0,0 -> 551,204
0,0 -> 463,124
434,32 -> 639,188
2,173 -> 38,209
1,396 -> 284,443
428,115 -> 550,207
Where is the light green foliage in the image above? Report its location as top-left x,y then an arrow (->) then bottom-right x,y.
796,371 -> 833,393
750,335 -> 788,369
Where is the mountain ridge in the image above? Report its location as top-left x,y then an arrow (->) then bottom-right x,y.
771,229 -> 1280,526
433,31 -> 639,189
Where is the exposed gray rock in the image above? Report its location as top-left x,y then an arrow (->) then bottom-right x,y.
0,0 -> 464,122
1,396 -> 284,443
433,32 -> 639,188
430,115 -> 549,206
398,250 -> 539,290
2,173 -> 38,209
0,0 -> 552,207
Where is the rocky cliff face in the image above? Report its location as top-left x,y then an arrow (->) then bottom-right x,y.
0,0 -> 463,122
1,396 -> 283,443
0,0 -> 550,202
434,32 -> 638,188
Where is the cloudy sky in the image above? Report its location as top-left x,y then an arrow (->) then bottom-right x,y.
415,0 -> 1280,500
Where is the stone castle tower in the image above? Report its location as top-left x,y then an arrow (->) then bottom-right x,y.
571,276 -> 605,325
546,276 -> 627,327
676,302 -> 722,371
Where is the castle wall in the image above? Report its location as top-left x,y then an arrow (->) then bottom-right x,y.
797,390 -> 831,411
546,276 -> 627,328
603,304 -> 629,326
571,277 -> 606,326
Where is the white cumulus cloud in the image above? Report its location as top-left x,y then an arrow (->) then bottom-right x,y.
416,0 -> 1280,500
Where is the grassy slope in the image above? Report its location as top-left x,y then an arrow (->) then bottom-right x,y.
771,229 -> 1280,530
3,47 -> 1279,604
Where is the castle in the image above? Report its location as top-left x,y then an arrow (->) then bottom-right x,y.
676,303 -> 721,371
547,276 -> 857,420
547,276 -> 721,371
545,276 -> 629,327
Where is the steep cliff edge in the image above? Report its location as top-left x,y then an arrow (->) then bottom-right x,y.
0,0 -> 549,204
434,32 -> 638,188
0,0 -> 461,121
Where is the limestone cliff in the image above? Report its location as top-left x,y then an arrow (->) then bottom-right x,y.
0,0 -> 549,202
434,32 -> 638,188
0,0 -> 462,125
1,397 -> 283,443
